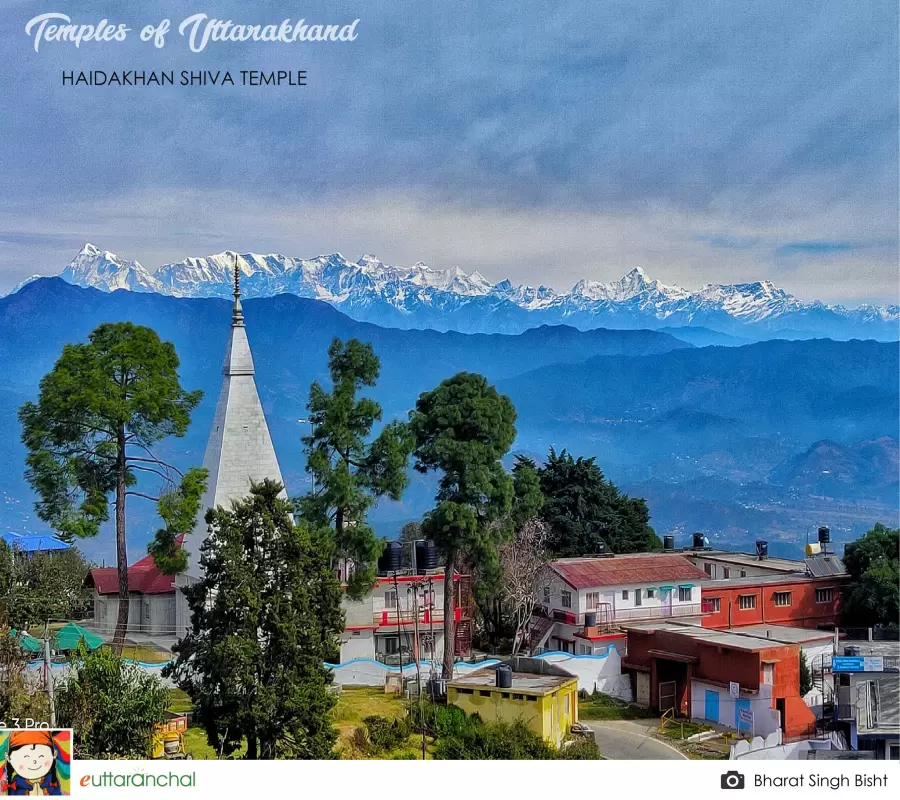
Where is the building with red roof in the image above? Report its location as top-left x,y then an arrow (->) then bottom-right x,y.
85,536 -> 184,637
529,553 -> 710,655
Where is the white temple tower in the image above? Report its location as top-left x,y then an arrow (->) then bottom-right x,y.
176,259 -> 287,632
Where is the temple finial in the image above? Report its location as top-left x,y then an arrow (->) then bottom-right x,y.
231,253 -> 244,326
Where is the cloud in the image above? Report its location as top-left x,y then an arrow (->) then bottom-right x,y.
0,0 -> 896,301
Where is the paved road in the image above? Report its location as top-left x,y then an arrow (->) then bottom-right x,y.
584,720 -> 688,760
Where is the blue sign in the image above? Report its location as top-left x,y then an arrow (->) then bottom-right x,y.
832,656 -> 884,673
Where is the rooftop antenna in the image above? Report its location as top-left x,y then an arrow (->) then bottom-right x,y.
231,253 -> 244,327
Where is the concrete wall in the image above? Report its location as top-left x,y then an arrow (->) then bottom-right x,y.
92,591 -> 175,636
702,578 -> 845,630
691,679 -> 780,737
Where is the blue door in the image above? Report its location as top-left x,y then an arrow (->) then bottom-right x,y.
704,690 -> 719,722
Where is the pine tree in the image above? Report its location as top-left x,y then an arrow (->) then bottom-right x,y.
18,322 -> 205,645
300,338 -> 412,598
410,372 -> 517,677
166,480 -> 344,759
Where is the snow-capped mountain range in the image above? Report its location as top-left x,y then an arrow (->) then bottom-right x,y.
12,243 -> 899,339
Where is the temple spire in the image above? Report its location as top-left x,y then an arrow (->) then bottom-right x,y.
232,254 -> 244,327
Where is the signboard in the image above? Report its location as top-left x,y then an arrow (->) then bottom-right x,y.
729,681 -> 740,698
738,707 -> 753,725
832,655 -> 884,673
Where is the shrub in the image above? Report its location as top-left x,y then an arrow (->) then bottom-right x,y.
363,715 -> 409,753
560,738 -> 602,759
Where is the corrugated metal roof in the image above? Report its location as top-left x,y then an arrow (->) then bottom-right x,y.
805,555 -> 847,577
551,554 -> 709,589
1,532 -> 70,553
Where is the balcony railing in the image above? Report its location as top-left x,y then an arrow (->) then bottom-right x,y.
550,603 -> 705,627
374,608 -> 462,626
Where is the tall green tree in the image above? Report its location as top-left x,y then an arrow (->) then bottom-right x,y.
841,523 -> 899,628
56,643 -> 169,759
538,448 -> 661,556
0,543 -> 91,628
300,338 -> 412,598
409,372 -> 517,677
18,323 -> 205,645
167,480 -> 344,759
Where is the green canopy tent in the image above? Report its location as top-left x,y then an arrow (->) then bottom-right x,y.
52,622 -> 104,652
9,629 -> 42,654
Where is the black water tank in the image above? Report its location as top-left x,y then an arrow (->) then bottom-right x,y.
415,540 -> 439,574
584,612 -> 597,627
756,540 -> 768,559
818,526 -> 830,544
496,664 -> 513,689
692,532 -> 705,549
663,535 -> 675,551
377,540 -> 403,574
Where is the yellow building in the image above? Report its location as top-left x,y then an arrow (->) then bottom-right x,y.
447,658 -> 579,748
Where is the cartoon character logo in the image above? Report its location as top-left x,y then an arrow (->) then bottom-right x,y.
0,730 -> 71,796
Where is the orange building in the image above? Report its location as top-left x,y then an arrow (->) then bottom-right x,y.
624,621 -> 817,739
700,573 -> 847,630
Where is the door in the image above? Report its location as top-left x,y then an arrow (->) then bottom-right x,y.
704,689 -> 719,723
634,589 -> 642,607
659,680 -> 677,713
636,672 -> 651,706
660,588 -> 673,617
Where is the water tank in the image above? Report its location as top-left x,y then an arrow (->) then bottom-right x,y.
692,532 -> 705,549
415,540 -> 439,574
755,540 -> 768,560
584,612 -> 597,628
663,535 -> 675,551
818,526 -> 830,544
844,645 -> 861,657
377,540 -> 403,574
496,664 -> 513,689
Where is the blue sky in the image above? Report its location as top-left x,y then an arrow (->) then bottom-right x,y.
0,0 -> 896,302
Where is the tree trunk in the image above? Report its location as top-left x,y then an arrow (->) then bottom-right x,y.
441,551 -> 456,679
246,733 -> 257,760
113,423 -> 129,650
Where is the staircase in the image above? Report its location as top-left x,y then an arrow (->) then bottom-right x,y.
454,619 -> 473,657
526,615 -> 556,654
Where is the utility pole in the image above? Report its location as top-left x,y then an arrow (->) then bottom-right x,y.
412,581 -> 426,760
43,620 -> 56,727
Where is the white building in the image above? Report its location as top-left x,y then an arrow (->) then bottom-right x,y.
339,570 -> 474,664
684,549 -> 807,580
537,553 -> 710,654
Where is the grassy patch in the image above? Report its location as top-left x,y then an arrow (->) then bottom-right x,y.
331,687 -> 428,759
657,720 -> 712,741
579,693 -> 657,721
167,689 -> 193,714
116,644 -> 172,664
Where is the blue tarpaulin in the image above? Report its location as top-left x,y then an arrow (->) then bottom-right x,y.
1,532 -> 70,553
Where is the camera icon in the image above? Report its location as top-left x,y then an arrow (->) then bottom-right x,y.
721,771 -> 745,790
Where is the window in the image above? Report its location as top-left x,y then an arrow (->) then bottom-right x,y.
586,591 -> 600,609
384,590 -> 397,608
647,589 -> 656,599
351,630 -> 361,637
622,590 -> 629,600
384,637 -> 399,654
762,663 -> 775,685
501,692 -> 510,699
479,690 -> 492,697
561,590 -> 572,608
704,563 -> 713,576
703,597 -> 721,613
678,587 -> 692,602
457,688 -> 473,695
740,570 -> 747,578
543,585 -> 551,603
816,588 -> 834,603
738,594 -> 756,610
888,743 -> 899,761
723,568 -> 730,578
774,591 -> 792,607
512,693 -> 524,700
